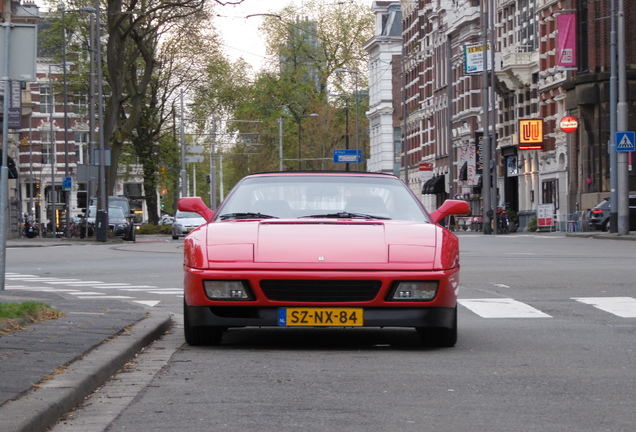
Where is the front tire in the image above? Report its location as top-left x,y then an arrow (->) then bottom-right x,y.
417,306 -> 457,348
184,301 -> 224,346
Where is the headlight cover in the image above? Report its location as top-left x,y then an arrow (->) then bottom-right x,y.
387,281 -> 438,301
203,280 -> 254,301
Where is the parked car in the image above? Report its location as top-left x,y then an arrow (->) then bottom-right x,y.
172,210 -> 207,239
179,172 -> 469,347
88,196 -> 136,241
107,206 -> 133,238
588,195 -> 636,231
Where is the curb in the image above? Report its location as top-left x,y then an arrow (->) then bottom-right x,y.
0,311 -> 173,432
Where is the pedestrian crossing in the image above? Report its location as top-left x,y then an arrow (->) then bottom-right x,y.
458,298 -> 552,318
4,272 -> 183,307
5,273 -> 636,320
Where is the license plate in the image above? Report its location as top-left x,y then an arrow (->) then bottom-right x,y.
278,308 -> 363,326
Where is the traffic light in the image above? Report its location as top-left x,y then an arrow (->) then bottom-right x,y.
206,174 -> 211,184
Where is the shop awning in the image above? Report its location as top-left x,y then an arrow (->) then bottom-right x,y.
459,162 -> 468,181
422,175 -> 445,195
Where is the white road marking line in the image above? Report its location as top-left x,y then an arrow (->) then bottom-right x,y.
75,296 -> 134,299
44,280 -> 89,285
48,281 -> 107,285
7,287 -> 62,292
117,288 -> 171,291
134,301 -> 161,307
572,297 -> 636,318
459,298 -> 552,318
69,292 -> 106,296
147,291 -> 183,295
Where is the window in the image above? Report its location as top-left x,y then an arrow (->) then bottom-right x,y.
40,86 -> 52,114
41,130 -> 52,144
542,179 -> 559,210
42,145 -> 51,165
75,131 -> 89,164
74,96 -> 88,116
124,183 -> 143,198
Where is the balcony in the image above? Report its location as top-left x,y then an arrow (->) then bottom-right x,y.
496,45 -> 539,90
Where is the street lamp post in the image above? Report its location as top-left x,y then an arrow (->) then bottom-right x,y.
334,68 -> 360,171
94,1 -> 108,242
48,62 -> 73,237
59,5 -> 74,238
298,113 -> 318,170
279,117 -> 283,171
328,94 -> 350,171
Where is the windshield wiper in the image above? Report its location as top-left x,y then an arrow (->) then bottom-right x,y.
219,212 -> 278,220
299,212 -> 390,220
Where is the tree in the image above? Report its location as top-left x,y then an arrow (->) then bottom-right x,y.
102,0 -> 210,196
127,11 -> 225,223
41,0 -> 236,222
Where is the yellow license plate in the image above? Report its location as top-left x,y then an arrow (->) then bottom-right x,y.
278,308 -> 363,327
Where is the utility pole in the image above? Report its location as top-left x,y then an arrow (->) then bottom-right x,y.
616,0 -> 629,235
481,0 -> 492,234
180,92 -> 187,198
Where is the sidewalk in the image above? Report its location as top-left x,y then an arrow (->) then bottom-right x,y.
0,242 -> 173,432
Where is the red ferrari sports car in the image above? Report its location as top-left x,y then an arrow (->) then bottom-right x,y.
179,172 -> 469,347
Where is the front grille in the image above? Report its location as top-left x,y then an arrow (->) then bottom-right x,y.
259,280 -> 381,302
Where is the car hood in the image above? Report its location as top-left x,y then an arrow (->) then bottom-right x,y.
193,219 -> 450,270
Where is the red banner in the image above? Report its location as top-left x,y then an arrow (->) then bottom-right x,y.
557,14 -> 577,67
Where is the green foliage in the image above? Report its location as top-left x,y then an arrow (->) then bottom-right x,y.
527,215 -> 538,232
136,223 -> 172,235
506,207 -> 518,223
0,302 -> 63,323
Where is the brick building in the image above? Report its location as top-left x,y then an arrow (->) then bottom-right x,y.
365,0 -> 635,230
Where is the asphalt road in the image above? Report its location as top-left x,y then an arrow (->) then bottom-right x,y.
6,233 -> 636,432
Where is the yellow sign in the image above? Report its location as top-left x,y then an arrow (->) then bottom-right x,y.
519,119 -> 543,150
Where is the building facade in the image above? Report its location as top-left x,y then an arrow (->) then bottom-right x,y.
364,0 -> 635,230
364,1 -> 403,175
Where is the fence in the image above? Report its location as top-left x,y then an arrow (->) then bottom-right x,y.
555,211 -> 587,233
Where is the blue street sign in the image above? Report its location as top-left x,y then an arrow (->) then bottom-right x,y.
616,131 -> 635,152
62,176 -> 72,191
333,149 -> 362,163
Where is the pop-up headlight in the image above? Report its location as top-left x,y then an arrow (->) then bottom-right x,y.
388,281 -> 438,301
203,280 -> 254,301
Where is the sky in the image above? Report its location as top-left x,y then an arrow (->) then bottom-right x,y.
213,0 -> 368,70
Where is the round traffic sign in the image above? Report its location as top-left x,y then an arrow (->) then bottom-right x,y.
560,115 -> 578,133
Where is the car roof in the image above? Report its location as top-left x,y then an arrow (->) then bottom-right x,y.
243,171 -> 398,179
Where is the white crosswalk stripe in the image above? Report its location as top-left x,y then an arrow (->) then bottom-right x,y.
459,298 -> 552,318
572,297 -> 636,318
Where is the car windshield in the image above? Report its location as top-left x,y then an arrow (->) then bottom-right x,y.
109,207 -> 125,219
216,175 -> 429,222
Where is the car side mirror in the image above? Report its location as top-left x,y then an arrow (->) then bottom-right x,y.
178,197 -> 215,222
429,200 -> 470,225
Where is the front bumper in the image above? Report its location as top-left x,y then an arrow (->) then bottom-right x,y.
184,305 -> 456,329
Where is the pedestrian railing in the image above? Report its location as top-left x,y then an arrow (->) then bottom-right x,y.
555,211 -> 587,233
